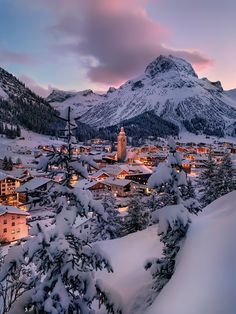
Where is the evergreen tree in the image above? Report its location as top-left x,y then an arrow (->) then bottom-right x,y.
198,153 -> 219,206
182,179 -> 201,214
7,157 -> 13,171
92,192 -> 123,241
148,137 -> 186,206
15,157 -> 22,165
2,156 -> 8,170
0,122 -> 4,135
125,193 -> 149,234
0,107 -> 122,314
16,125 -> 21,137
216,152 -> 236,197
145,204 -> 190,295
145,137 -> 191,302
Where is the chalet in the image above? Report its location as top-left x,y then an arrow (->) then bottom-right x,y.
75,214 -> 93,239
197,146 -> 210,154
16,177 -> 55,204
182,160 -> 191,174
75,179 -> 110,199
104,178 -> 139,197
102,165 -> 129,179
125,173 -> 151,185
192,156 -> 208,168
90,170 -> 110,181
0,205 -> 29,243
0,172 -> 21,206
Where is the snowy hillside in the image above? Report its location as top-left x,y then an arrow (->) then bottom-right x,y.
97,226 -> 163,313
46,89 -> 77,103
226,88 -> 236,101
146,191 -> 236,314
77,55 -> 236,137
48,88 -> 104,117
94,191 -> 236,314
0,67 -> 58,134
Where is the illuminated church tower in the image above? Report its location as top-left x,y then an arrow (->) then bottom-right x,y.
117,127 -> 127,162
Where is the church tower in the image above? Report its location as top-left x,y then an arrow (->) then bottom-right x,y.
117,127 -> 127,162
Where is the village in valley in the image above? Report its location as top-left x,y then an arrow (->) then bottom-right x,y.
1,121 -> 236,245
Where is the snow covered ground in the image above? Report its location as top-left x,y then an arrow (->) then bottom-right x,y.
96,226 -> 163,313
179,131 -> 236,145
0,129 -> 63,164
147,191 -> 236,314
94,192 -> 236,314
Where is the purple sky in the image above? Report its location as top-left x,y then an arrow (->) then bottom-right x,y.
0,0 -> 235,96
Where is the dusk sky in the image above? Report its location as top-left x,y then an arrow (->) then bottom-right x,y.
0,0 -> 235,96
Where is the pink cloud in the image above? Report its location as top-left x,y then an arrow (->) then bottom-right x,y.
42,0 -> 213,85
0,47 -> 35,65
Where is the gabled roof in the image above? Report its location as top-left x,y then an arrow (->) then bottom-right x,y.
104,178 -> 133,187
0,171 -> 19,181
0,206 -> 30,216
90,169 -> 110,178
16,177 -> 52,192
75,179 -> 108,190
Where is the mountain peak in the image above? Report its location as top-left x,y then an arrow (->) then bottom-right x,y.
145,54 -> 198,78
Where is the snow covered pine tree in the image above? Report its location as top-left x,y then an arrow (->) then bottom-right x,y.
0,107 -> 122,314
198,152 -> 219,207
216,152 -> 236,197
92,191 -> 123,241
125,192 -> 149,234
145,137 -> 191,302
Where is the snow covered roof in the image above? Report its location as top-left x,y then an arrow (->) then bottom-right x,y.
0,205 -> 30,216
91,169 -> 110,178
75,179 -> 108,190
16,177 -> 52,192
104,178 -> 133,187
103,165 -> 126,176
120,164 -> 152,174
0,171 -> 18,181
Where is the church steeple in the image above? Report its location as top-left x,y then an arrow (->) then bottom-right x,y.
117,127 -> 127,162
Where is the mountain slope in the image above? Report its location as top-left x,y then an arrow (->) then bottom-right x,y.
98,111 -> 179,141
46,89 -> 77,103
48,88 -> 104,117
0,67 -> 58,134
226,88 -> 236,102
79,55 -> 236,137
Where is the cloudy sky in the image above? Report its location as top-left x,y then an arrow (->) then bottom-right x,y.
0,0 -> 235,96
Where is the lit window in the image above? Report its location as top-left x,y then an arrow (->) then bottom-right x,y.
11,230 -> 15,234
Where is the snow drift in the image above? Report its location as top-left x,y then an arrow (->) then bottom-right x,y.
146,191 -> 236,314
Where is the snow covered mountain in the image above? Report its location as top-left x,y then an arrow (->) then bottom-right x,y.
226,88 -> 236,102
77,55 -> 236,137
47,88 -> 105,117
0,67 -> 58,134
46,89 -> 77,103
